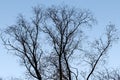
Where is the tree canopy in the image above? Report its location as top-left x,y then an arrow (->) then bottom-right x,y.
2,5 -> 119,80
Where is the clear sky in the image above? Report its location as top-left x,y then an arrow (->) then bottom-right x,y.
0,0 -> 120,79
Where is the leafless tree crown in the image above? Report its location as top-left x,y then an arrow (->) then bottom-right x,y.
2,5 -> 118,80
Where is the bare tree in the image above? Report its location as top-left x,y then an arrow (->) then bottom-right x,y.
2,5 -> 118,80
42,6 -> 95,80
2,7 -> 43,80
82,24 -> 118,80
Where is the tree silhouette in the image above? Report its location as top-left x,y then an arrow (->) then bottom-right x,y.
2,5 -> 118,80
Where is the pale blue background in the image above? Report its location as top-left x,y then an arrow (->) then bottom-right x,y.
0,0 -> 120,79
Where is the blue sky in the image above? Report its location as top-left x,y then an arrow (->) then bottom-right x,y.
0,0 -> 120,79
